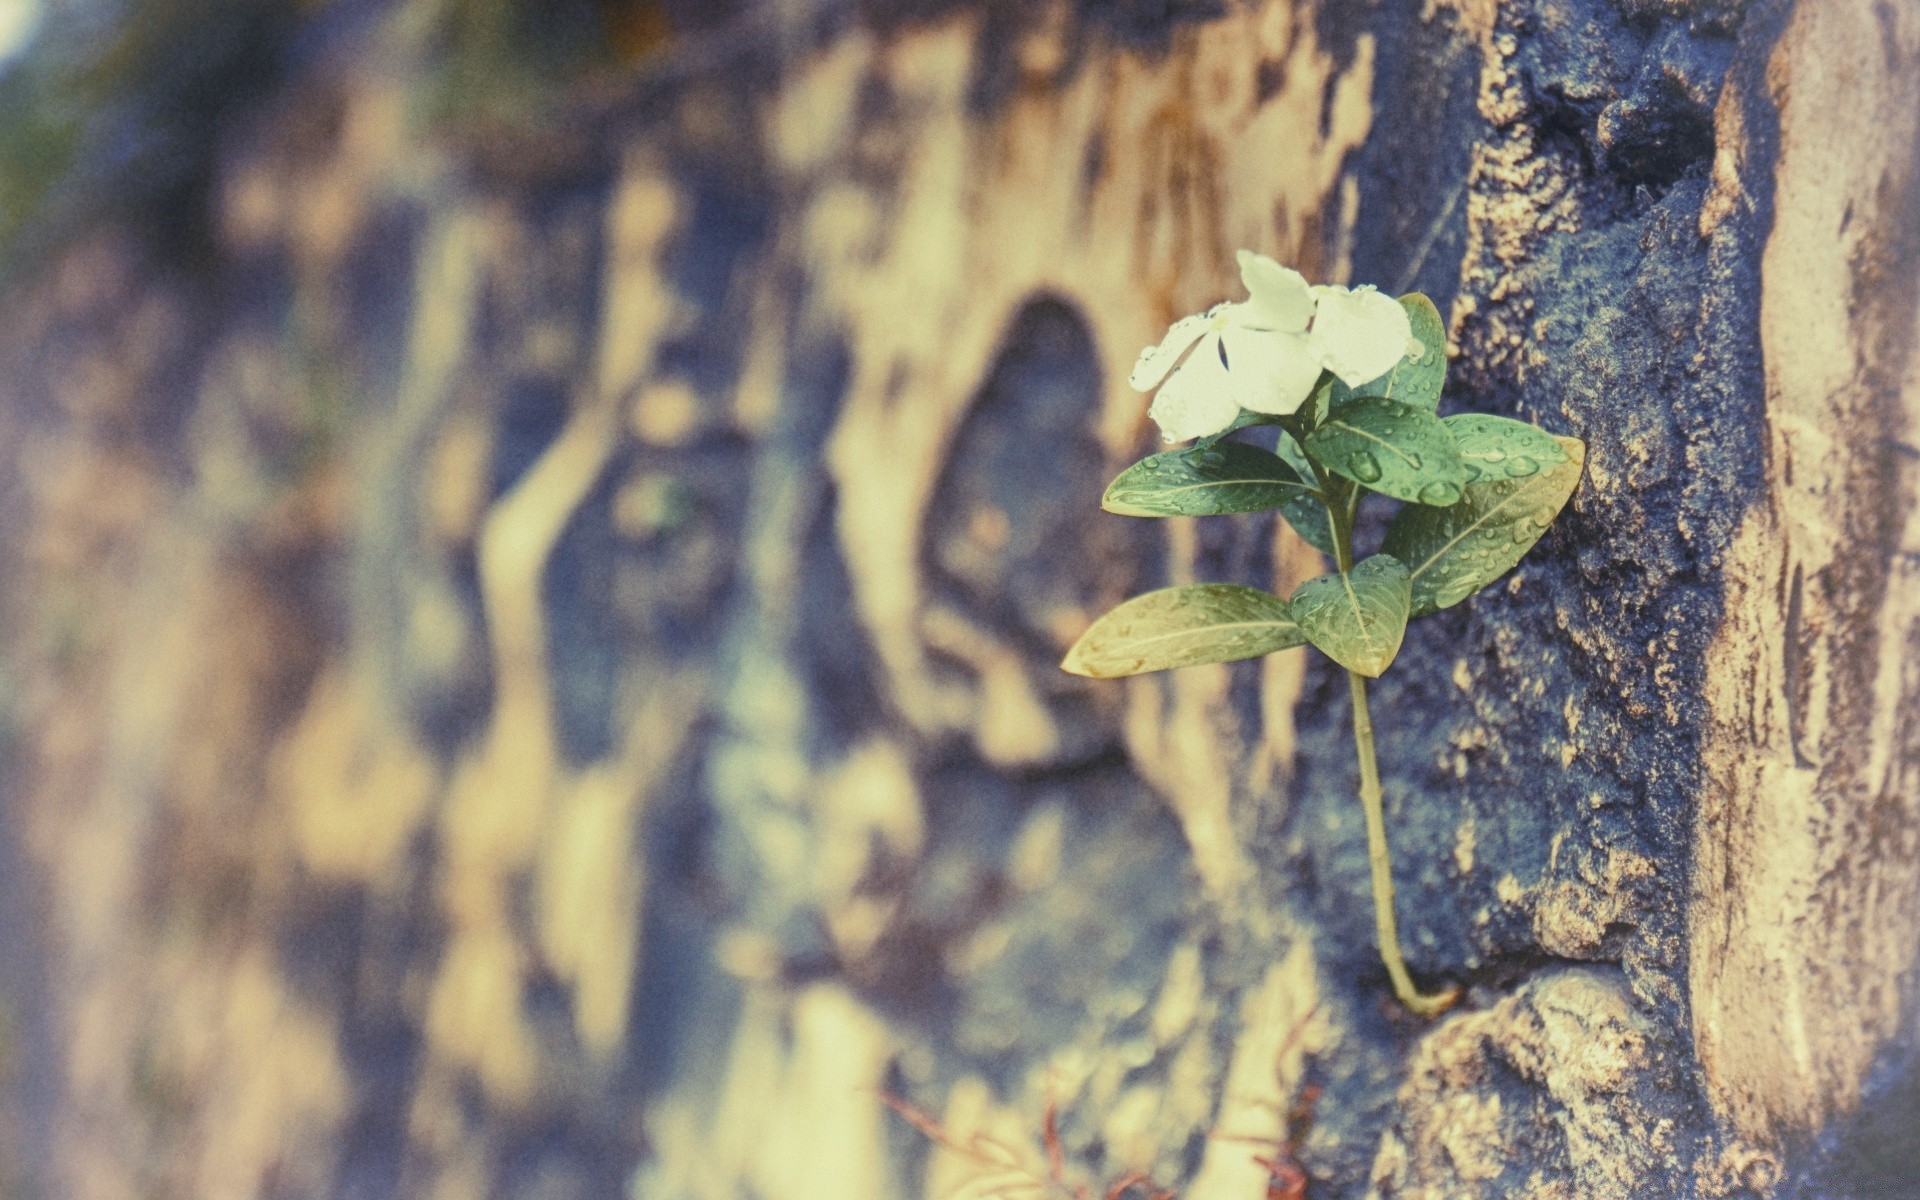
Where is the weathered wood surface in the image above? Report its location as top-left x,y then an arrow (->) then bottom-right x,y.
0,1 -> 1914,1197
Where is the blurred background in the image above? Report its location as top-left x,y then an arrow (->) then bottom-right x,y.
0,1 -> 1914,1198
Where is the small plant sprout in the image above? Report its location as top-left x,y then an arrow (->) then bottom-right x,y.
1064,252 -> 1585,1016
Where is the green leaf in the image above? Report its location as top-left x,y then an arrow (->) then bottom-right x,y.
1381,435 -> 1586,617
1306,371 -> 1337,425
1102,443 -> 1315,518
1289,554 -> 1413,678
1061,584 -> 1305,678
1197,408 -> 1286,445
1444,413 -> 1570,483
1303,396 -> 1470,505
1274,433 -> 1337,557
1332,294 -> 1448,411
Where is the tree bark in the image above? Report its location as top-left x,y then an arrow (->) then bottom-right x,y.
0,0 -> 1915,1197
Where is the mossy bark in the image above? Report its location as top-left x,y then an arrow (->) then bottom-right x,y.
0,1 -> 1915,1197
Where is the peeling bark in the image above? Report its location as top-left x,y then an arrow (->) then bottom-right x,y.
0,1 -> 1914,1198
1692,0 -> 1920,1146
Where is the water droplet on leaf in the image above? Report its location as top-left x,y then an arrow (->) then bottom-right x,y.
1418,480 -> 1462,506
1349,452 -> 1383,483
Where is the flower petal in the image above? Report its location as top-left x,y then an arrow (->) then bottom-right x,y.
1309,285 -> 1415,387
1147,333 -> 1240,442
1129,310 -> 1213,392
1236,251 -> 1314,333
1219,327 -> 1321,415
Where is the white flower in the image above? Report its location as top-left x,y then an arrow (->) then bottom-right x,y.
1128,251 -> 1422,443
1307,283 -> 1420,388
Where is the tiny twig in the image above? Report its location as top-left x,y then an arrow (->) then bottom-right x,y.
883,1089 -> 1179,1200
1042,1095 -> 1068,1186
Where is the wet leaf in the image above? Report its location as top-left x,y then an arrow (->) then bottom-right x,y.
1275,432 -> 1338,557
1197,408 -> 1287,445
1290,554 -> 1412,678
1061,584 -> 1305,678
1303,396 -> 1469,505
1306,370 -> 1337,425
1102,442 -> 1315,517
1381,435 -> 1586,617
1444,413 -> 1570,483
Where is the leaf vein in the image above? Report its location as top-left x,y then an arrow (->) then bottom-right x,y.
1406,473 -> 1553,581
1122,478 -> 1317,500
1105,618 -> 1300,654
1326,420 -> 1421,468
1338,571 -> 1381,656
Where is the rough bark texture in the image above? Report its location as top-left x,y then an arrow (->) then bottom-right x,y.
0,1 -> 1914,1197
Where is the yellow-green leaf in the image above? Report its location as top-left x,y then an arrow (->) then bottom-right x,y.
1062,584 -> 1305,678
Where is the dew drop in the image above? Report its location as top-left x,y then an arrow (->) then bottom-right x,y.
1418,480 -> 1462,506
1505,455 -> 1538,477
1406,453 -> 1424,470
1349,451 -> 1384,483
1480,449 -> 1508,463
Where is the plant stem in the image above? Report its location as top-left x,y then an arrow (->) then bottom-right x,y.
1323,465 -> 1459,1017
1346,668 -> 1459,1017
